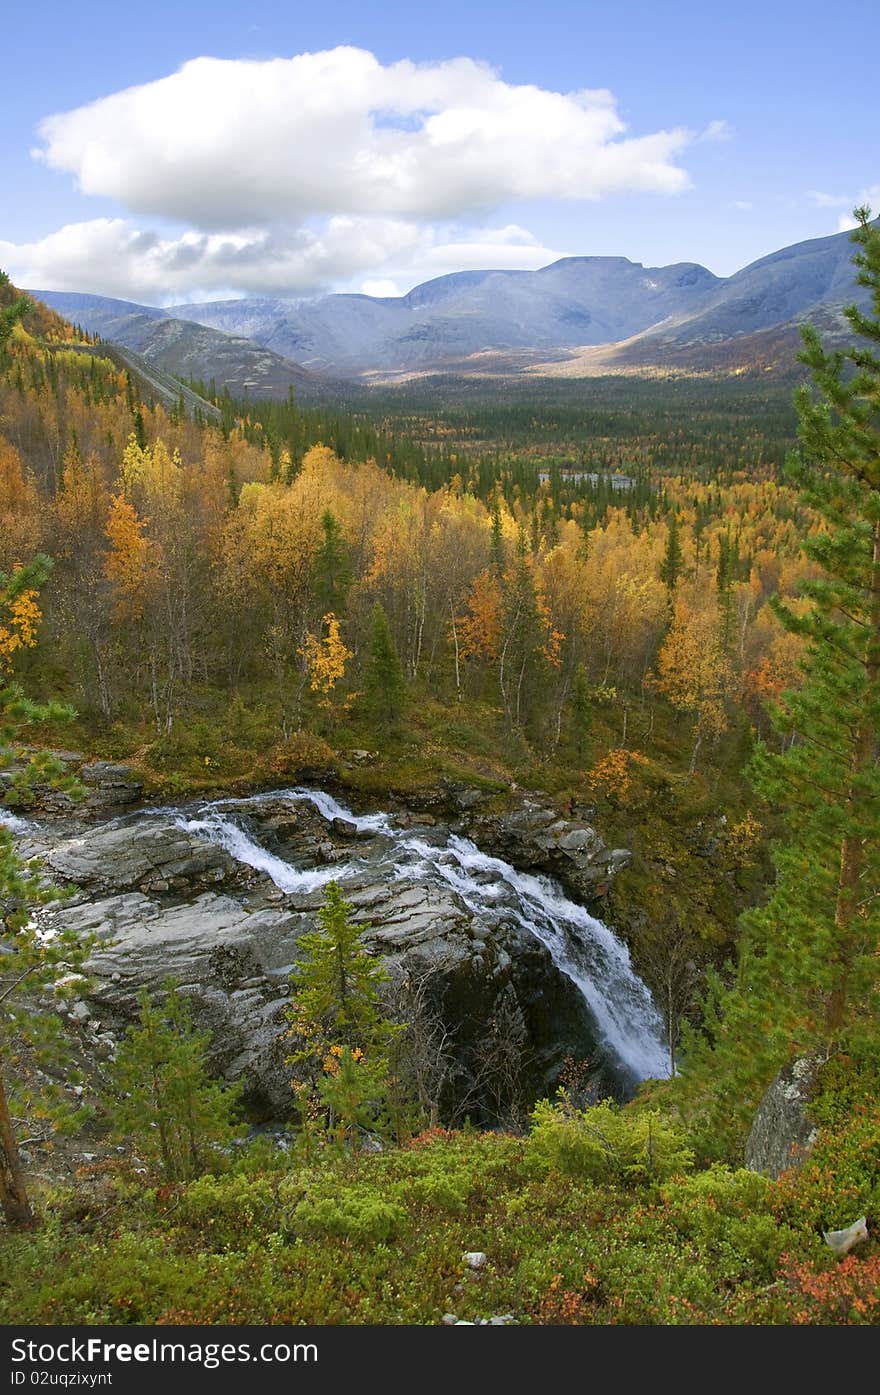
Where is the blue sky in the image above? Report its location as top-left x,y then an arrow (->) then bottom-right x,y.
2,0 -> 878,302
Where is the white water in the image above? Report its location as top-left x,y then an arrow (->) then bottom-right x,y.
177,786 -> 670,1083
397,834 -> 669,1082
0,809 -> 32,834
177,811 -> 354,895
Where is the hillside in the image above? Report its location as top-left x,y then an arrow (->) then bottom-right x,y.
24,290 -> 343,402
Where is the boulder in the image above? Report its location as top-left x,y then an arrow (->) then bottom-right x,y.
745,1051 -> 829,1178
79,761 -> 144,810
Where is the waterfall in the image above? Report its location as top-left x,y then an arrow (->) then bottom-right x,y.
181,786 -> 670,1084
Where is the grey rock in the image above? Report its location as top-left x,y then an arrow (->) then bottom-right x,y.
746,1051 -> 828,1178
464,1252 -> 487,1270
28,788 -> 625,1122
470,802 -> 628,906
44,820 -> 238,897
331,817 -> 360,838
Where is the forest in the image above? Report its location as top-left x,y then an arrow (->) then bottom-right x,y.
0,213 -> 878,1326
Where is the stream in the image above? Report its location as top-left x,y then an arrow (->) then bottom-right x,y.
174,786 -> 671,1086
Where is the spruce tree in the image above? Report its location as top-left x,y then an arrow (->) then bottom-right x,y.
106,981 -> 241,1182
673,211 -> 880,1156
363,603 -> 405,725
659,510 -> 683,602
313,509 -> 351,615
1,557 -> 87,1229
569,662 -> 592,760
753,208 -> 880,1036
0,274 -> 31,357
285,882 -> 400,1143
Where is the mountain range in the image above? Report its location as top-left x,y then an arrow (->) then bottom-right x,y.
31,222 -> 871,393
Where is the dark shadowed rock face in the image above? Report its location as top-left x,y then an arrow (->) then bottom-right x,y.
745,1052 -> 829,1178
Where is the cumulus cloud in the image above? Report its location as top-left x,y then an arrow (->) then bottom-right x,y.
34,46 -> 693,228
0,217 -> 569,302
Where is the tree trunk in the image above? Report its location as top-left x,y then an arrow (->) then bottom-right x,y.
0,1067 -> 36,1230
450,602 -> 461,702
688,716 -> 704,776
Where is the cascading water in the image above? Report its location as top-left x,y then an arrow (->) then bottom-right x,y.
172,786 -> 670,1085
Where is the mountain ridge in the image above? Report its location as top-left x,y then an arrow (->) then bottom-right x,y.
29,221 -> 873,388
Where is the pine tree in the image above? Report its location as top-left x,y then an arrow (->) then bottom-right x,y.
659,510 -> 683,602
363,603 -> 405,725
569,662 -> 592,760
105,981 -> 241,1182
673,211 -> 880,1156
1,556 -> 87,1229
284,882 -> 400,1144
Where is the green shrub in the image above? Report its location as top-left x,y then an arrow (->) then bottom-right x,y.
776,1105 -> 880,1232
527,1096 -> 694,1185
285,1187 -> 405,1244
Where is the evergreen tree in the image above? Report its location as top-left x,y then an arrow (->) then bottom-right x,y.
285,882 -> 400,1144
499,529 -> 548,731
490,494 -> 505,574
659,511 -> 683,602
106,981 -> 241,1182
0,274 -> 31,358
363,603 -> 405,725
569,662 -> 592,760
1,557 -> 87,1229
674,211 -> 880,1155
313,509 -> 351,615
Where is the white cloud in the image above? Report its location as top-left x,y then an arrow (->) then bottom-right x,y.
702,120 -> 734,143
730,200 -> 753,211
809,184 -> 879,232
0,216 -> 570,302
34,46 -> 693,228
359,279 -> 401,298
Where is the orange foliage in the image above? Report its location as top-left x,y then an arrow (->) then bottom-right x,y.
104,494 -> 155,620
0,578 -> 42,675
458,569 -> 502,661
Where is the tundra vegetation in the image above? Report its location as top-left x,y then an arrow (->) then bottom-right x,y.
0,219 -> 878,1323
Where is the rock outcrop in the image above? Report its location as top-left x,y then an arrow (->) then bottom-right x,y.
1,751 -> 143,816
469,801 -> 630,905
745,1052 -> 829,1178
32,795 -> 607,1120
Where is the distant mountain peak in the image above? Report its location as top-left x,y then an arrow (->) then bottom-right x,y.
29,221 -> 869,388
